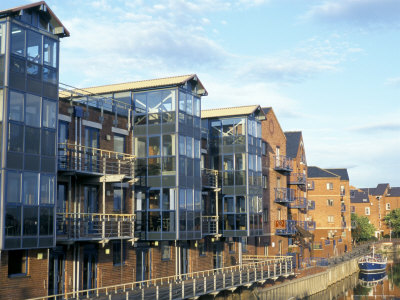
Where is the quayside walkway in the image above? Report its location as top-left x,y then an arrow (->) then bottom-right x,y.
29,256 -> 293,300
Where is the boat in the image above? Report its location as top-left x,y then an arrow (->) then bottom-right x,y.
358,271 -> 387,287
358,246 -> 387,273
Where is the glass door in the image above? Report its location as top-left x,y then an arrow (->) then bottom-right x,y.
136,248 -> 151,282
84,127 -> 100,172
83,250 -> 97,291
48,249 -> 65,297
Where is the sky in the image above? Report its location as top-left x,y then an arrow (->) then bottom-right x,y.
3,0 -> 400,188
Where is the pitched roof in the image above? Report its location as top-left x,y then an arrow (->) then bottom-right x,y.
59,74 -> 207,98
360,183 -> 389,196
350,189 -> 370,203
307,166 -> 339,178
0,1 -> 69,37
387,187 -> 400,197
284,131 -> 302,158
325,168 -> 349,181
262,107 -> 271,114
201,105 -> 260,119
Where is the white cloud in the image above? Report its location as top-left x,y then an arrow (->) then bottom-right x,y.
385,77 -> 400,87
305,0 -> 400,27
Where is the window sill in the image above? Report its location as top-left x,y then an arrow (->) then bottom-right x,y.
8,274 -> 29,279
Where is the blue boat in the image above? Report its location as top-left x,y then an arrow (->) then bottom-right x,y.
359,271 -> 387,287
358,246 -> 387,273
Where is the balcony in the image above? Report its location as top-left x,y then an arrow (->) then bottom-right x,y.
340,189 -> 345,196
298,221 -> 316,231
350,206 -> 355,213
275,220 -> 297,236
341,221 -> 347,228
288,197 -> 307,209
58,143 -> 135,180
307,200 -> 315,210
307,180 -> 315,190
56,213 -> 135,242
274,188 -> 295,204
202,168 -> 219,189
273,155 -> 293,172
288,173 -> 306,185
325,240 -> 330,246
202,216 -> 220,236
341,204 -> 346,212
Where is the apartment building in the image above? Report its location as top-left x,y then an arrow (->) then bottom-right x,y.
0,2 -> 69,299
307,167 -> 352,257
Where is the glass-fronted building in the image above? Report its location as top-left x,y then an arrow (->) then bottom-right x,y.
0,3 -> 69,250
201,105 -> 265,237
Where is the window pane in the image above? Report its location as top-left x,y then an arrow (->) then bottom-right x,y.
25,94 -> 41,127
43,37 -> 57,67
27,30 -> 42,63
147,91 -> 162,113
23,172 -> 38,205
149,211 -> 161,231
223,155 -> 234,170
41,129 -> 55,156
149,189 -> 160,209
179,91 -> 185,111
40,206 -> 53,235
160,90 -> 175,112
114,134 -> 125,153
134,94 -> 146,114
193,97 -> 200,117
25,127 -> 40,154
5,206 -> 21,236
135,137 -> 147,157
148,136 -> 160,156
8,123 -> 24,152
179,135 -> 185,156
162,156 -> 175,175
43,67 -> 57,84
194,139 -> 200,159
186,189 -> 193,210
163,134 -> 175,156
43,99 -> 56,128
7,171 -> 21,203
0,23 -> 6,55
27,62 -> 41,80
40,175 -> 55,204
11,24 -> 25,57
186,94 -> 192,114
23,206 -> 38,236
186,136 -> 192,158
224,196 -> 234,212
113,188 -> 125,211
9,91 -> 24,122
148,158 -> 161,175
148,113 -> 161,125
162,213 -> 174,232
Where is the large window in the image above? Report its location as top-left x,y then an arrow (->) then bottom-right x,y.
8,250 -> 27,277
11,24 -> 25,57
113,241 -> 126,266
161,241 -> 170,260
113,187 -> 125,212
114,134 -> 125,153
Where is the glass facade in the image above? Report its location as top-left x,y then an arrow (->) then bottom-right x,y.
134,83 -> 202,240
1,17 -> 60,250
205,115 -> 263,237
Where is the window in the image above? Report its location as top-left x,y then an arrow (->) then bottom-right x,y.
263,208 -> 268,223
326,183 -> 333,190
365,207 -> 370,215
386,203 -> 391,210
8,250 -> 27,277
262,175 -> 268,189
113,187 -> 125,212
113,241 -> 126,266
27,30 -> 42,63
262,142 -> 267,156
42,99 -> 56,128
241,237 -> 247,252
114,134 -> 125,153
228,240 -> 235,253
328,216 -> 334,223
40,175 -> 55,204
11,24 -> 25,57
23,172 -> 38,205
9,91 -> 24,122
327,199 -> 334,206
198,240 -> 205,256
7,171 -> 21,203
161,241 -> 170,260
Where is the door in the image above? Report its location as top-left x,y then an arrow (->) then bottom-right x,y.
83,249 -> 97,291
84,186 -> 98,234
57,183 -> 68,235
136,248 -> 151,282
180,242 -> 189,275
213,243 -> 223,269
84,127 -> 100,172
48,249 -> 65,297
58,121 -> 69,169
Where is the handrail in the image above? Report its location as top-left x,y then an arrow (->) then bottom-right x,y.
29,255 -> 292,300
59,142 -> 136,160
57,212 -> 135,219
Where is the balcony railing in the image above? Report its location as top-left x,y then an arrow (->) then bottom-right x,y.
307,180 -> 315,190
288,173 -> 306,185
201,168 -> 218,189
313,242 -> 323,250
202,216 -> 219,236
341,221 -> 347,228
341,204 -> 346,212
56,213 -> 135,241
307,200 -> 315,210
288,197 -> 307,209
58,143 -> 135,177
273,155 -> 293,172
350,206 -> 355,213
275,220 -> 297,236
325,240 -> 330,245
340,189 -> 345,196
299,220 -> 316,231
274,188 -> 295,203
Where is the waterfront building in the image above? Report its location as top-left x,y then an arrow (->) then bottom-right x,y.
307,167 -> 352,257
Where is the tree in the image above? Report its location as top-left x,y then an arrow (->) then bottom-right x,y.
384,208 -> 400,236
351,213 -> 375,242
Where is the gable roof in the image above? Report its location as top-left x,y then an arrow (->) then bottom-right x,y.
350,189 -> 370,203
360,183 -> 389,196
201,105 -> 260,119
307,166 -> 339,178
284,131 -> 302,159
325,168 -> 349,181
262,107 -> 271,114
387,187 -> 400,197
0,1 -> 69,37
59,74 -> 207,99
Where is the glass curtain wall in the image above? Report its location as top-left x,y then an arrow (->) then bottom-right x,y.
3,20 -> 59,250
209,116 -> 263,237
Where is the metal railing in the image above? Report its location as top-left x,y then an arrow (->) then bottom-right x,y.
341,221 -> 347,228
299,257 -> 329,268
298,220 -> 316,231
341,204 -> 346,212
308,200 -> 315,210
288,197 -> 307,209
307,180 -> 315,190
274,188 -> 295,203
275,220 -> 297,235
202,216 -> 219,236
273,155 -> 293,172
58,143 -> 135,177
29,255 -> 294,300
56,213 -> 135,241
288,173 -> 306,185
325,240 -> 331,245
201,168 -> 218,189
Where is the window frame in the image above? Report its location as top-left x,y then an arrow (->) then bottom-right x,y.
161,241 -> 171,261
8,250 -> 28,277
112,241 -> 127,266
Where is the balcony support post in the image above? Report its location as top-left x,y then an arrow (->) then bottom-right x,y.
102,157 -> 106,240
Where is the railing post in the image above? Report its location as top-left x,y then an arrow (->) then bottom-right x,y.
182,280 -> 184,299
223,273 -> 225,289
214,274 -> 216,291
204,277 -> 206,294
169,283 -> 172,300
193,278 -> 196,297
156,286 -> 159,300
141,288 -> 144,300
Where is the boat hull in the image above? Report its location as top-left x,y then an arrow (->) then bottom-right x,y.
358,262 -> 386,273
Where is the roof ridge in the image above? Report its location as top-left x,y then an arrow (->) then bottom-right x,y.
78,74 -> 195,90
201,104 -> 259,112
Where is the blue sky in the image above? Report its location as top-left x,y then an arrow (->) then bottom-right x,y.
4,0 -> 400,188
